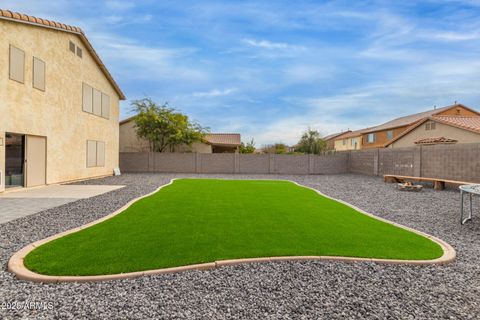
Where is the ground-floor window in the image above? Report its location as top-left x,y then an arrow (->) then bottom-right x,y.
87,140 -> 105,167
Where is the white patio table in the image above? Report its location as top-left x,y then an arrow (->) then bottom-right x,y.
460,184 -> 480,224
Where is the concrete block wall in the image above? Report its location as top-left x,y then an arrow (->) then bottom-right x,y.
420,143 -> 480,182
120,143 -> 480,182
348,143 -> 480,182
120,152 -> 349,175
348,150 -> 376,175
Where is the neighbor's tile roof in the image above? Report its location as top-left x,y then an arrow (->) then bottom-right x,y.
362,105 -> 456,133
362,103 -> 480,133
323,131 -> 350,141
414,137 -> 458,145
335,128 -> 373,139
432,115 -> 480,134
0,9 -> 125,100
204,133 -> 241,146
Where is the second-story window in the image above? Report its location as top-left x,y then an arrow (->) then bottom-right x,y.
33,57 -> 45,91
82,82 -> 110,119
367,133 -> 376,143
9,45 -> 25,83
387,130 -> 393,140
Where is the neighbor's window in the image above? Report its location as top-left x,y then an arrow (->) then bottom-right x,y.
426,122 -> 436,130
367,133 -> 376,143
9,45 -> 25,83
76,46 -> 82,58
33,57 -> 46,91
387,130 -> 393,140
351,138 -> 355,146
87,140 -> 105,167
342,139 -> 347,145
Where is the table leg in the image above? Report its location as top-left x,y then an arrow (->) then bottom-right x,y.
461,191 -> 473,225
461,190 -> 464,224
469,193 -> 473,222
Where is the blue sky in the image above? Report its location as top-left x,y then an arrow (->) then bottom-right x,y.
4,0 -> 480,145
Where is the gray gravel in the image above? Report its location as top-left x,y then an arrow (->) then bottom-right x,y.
1,173 -> 479,319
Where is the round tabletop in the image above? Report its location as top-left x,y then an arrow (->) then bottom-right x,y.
459,184 -> 480,195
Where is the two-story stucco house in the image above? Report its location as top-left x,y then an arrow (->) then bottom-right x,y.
332,103 -> 480,150
0,10 -> 125,193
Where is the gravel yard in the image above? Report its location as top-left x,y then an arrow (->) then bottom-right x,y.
1,173 -> 479,319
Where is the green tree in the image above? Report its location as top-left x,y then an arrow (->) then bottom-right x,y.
296,129 -> 326,154
131,98 -> 208,152
239,139 -> 256,154
263,143 -> 288,154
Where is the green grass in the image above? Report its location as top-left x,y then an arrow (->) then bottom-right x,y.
24,179 -> 443,276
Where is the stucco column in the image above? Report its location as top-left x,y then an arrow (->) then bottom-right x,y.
269,154 -> 275,174
234,153 -> 240,174
373,149 -> 379,176
195,153 -> 201,173
413,146 -> 422,177
308,154 -> 315,175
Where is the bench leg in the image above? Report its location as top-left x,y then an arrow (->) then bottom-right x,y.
384,176 -> 397,183
434,181 -> 445,190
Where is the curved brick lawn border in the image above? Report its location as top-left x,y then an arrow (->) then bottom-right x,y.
8,179 -> 456,283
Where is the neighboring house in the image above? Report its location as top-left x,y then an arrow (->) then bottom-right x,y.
323,131 -> 350,151
119,117 -> 240,153
333,129 -> 368,151
385,115 -> 480,148
333,103 -> 479,150
0,10 -> 125,193
359,103 -> 479,149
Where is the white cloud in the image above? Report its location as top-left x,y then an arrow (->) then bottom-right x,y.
88,33 -> 208,82
192,88 -> 238,98
243,39 -> 305,50
434,31 -> 480,41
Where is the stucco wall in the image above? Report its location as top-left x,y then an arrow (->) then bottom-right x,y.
390,121 -> 480,148
0,20 -> 120,192
334,136 -> 362,151
119,120 -> 150,152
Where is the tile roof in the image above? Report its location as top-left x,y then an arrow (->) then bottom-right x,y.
335,128 -> 373,139
323,131 -> 350,141
414,137 -> 458,145
363,104 -> 476,133
432,115 -> 480,134
0,9 -> 125,100
204,133 -> 241,146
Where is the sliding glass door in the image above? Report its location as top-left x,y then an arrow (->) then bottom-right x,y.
5,133 -> 25,188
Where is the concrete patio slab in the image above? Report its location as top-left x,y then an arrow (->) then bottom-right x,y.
0,185 -> 124,224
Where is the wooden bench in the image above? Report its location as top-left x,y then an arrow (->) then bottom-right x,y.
384,175 -> 475,190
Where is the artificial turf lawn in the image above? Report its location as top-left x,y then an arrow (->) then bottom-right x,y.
24,179 -> 443,276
